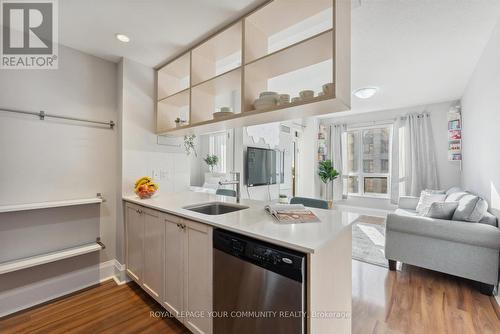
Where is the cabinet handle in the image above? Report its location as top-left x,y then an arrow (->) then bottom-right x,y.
136,209 -> 143,214
181,224 -> 186,229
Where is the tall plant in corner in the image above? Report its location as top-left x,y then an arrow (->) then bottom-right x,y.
318,159 -> 339,206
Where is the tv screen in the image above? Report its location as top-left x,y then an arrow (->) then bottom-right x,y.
246,147 -> 277,187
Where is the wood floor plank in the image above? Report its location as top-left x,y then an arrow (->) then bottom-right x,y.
1,261 -> 499,334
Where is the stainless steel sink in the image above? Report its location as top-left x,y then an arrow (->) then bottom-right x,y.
183,202 -> 248,215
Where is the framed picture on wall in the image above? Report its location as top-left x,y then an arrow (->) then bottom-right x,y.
448,119 -> 461,130
448,130 -> 462,140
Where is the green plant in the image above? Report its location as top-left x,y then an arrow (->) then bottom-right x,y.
184,135 -> 197,157
174,117 -> 181,123
318,160 -> 339,184
203,154 -> 219,172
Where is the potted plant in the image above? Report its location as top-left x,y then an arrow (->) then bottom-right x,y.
203,154 -> 219,172
318,159 -> 339,208
184,135 -> 197,157
174,117 -> 181,128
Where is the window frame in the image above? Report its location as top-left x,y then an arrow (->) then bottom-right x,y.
344,124 -> 393,199
208,131 -> 228,173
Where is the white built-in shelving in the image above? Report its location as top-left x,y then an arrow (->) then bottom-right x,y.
155,0 -> 351,135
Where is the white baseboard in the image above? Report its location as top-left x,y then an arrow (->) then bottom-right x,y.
0,259 -> 128,318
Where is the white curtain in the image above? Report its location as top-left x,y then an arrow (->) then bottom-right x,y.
391,113 -> 439,202
331,124 -> 346,201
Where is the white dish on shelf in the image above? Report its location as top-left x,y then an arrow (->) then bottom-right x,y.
253,98 -> 277,110
259,91 -> 278,98
299,90 -> 314,100
213,111 -> 234,119
322,83 -> 334,95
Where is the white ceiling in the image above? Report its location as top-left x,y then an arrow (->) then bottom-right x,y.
59,0 -> 266,67
58,0 -> 500,113
349,0 -> 500,113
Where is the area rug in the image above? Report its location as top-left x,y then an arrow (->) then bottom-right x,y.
351,215 -> 398,269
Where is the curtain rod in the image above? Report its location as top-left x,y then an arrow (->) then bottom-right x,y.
0,107 -> 115,129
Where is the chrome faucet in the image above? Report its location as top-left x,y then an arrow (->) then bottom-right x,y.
219,171 -> 241,203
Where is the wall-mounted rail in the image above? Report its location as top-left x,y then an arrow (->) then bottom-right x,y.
0,107 -> 115,129
0,194 -> 103,214
0,239 -> 105,275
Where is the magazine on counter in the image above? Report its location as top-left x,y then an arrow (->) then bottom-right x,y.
264,204 -> 320,224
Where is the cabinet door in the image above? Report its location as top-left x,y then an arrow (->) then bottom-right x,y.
125,203 -> 144,284
163,213 -> 185,319
143,208 -> 164,302
184,220 -> 213,334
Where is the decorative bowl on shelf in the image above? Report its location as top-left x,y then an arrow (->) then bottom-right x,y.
253,98 -> 276,110
213,107 -> 234,119
278,94 -> 290,105
134,176 -> 158,199
299,90 -> 314,100
322,83 -> 334,96
259,91 -> 278,98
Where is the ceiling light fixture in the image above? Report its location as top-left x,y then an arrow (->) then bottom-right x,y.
353,87 -> 378,99
115,33 -> 130,43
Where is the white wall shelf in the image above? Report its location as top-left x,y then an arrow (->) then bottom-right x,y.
0,197 -> 103,213
0,242 -> 104,275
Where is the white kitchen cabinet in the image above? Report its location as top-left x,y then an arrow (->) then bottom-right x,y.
184,220 -> 213,334
125,204 -> 213,334
143,208 -> 164,302
163,213 -> 184,318
125,203 -> 143,283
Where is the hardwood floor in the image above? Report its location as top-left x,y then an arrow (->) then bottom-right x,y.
1,261 -> 499,333
352,260 -> 500,334
0,280 -> 189,334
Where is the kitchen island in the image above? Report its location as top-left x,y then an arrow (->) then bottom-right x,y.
123,192 -> 352,334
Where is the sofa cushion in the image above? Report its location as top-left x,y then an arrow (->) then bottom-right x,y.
452,194 -> 488,222
424,201 -> 458,220
386,212 -> 500,249
416,191 -> 446,215
479,211 -> 498,227
445,191 -> 468,202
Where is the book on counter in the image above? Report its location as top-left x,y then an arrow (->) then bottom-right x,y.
264,203 -> 320,224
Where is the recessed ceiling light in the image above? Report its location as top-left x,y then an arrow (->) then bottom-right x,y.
115,33 -> 130,43
353,87 -> 378,99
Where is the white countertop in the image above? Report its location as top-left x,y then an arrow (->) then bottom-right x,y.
123,192 -> 359,254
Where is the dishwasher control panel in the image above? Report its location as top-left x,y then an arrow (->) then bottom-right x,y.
213,229 -> 305,282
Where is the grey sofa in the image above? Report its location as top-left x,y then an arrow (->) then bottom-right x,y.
385,189 -> 500,295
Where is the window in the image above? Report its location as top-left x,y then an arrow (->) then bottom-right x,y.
208,132 -> 227,173
344,125 -> 391,197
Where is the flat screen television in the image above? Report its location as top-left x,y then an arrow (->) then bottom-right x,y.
246,147 -> 277,187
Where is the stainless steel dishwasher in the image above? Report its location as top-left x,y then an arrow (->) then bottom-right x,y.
213,229 -> 306,334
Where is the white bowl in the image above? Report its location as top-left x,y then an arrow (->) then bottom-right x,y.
259,91 -> 278,98
213,111 -> 234,119
322,83 -> 334,95
299,90 -> 314,99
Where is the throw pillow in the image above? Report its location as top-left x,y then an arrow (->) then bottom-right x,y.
424,201 -> 459,220
445,186 -> 462,196
416,190 -> 447,215
452,194 -> 489,222
445,191 -> 468,203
